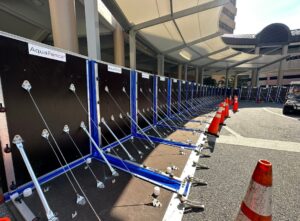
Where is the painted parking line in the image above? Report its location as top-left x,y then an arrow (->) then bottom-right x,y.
263,108 -> 299,121
217,135 -> 300,153
223,126 -> 242,137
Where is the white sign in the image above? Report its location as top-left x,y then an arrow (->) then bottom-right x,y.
173,79 -> 177,83
160,76 -> 165,81
108,65 -> 122,74
142,72 -> 150,79
28,43 -> 66,62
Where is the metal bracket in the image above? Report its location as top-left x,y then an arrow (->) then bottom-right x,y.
4,144 -> 11,153
178,194 -> 205,210
69,83 -> 76,92
21,80 -> 32,92
9,181 -> 17,191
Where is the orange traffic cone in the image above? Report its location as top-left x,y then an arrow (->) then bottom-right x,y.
205,108 -> 222,137
236,159 -> 272,221
224,101 -> 230,118
0,217 -> 11,221
219,103 -> 226,126
233,97 -> 239,113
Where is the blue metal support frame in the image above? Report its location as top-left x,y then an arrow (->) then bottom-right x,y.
94,154 -> 183,193
178,80 -> 181,111
4,153 -> 92,201
89,60 -> 101,155
134,133 -> 196,149
156,124 -> 200,132
153,75 -> 158,125
130,70 -> 137,135
167,78 -> 172,116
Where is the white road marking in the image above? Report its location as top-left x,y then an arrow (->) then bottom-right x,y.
163,116 -> 213,221
263,108 -> 299,121
217,135 -> 300,153
223,126 -> 242,137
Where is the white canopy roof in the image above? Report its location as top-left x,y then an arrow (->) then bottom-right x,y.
109,0 -> 285,70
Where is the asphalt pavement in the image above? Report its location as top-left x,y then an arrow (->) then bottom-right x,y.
183,101 -> 300,221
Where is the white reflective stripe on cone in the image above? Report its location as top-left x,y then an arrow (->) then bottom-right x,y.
236,210 -> 251,221
243,180 -> 272,216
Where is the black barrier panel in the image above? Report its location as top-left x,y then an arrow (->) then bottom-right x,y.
233,88 -> 239,97
185,82 -> 191,105
137,72 -> 154,129
187,82 -> 193,98
181,81 -> 187,102
98,63 -> 131,147
186,82 -> 194,108
157,76 -> 168,116
206,86 -> 210,96
269,86 -> 278,102
220,87 -> 224,96
250,88 -> 258,101
0,35 -> 89,187
171,79 -> 179,113
259,88 -> 269,102
278,87 -> 288,103
199,85 -> 203,97
240,87 -> 249,100
212,87 -> 216,96
194,84 -> 201,98
0,140 -> 8,193
217,87 -> 221,96
202,86 -> 206,96
192,83 -> 197,105
226,88 -> 232,97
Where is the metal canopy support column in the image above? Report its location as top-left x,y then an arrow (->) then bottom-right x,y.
234,74 -> 238,88
200,68 -> 204,84
84,0 -> 101,60
184,64 -> 188,81
129,30 -> 137,69
157,54 -> 165,76
251,68 -> 259,87
49,0 -> 79,53
225,69 -> 229,88
251,47 -> 260,87
195,67 -> 199,83
277,45 -> 288,86
114,23 -> 125,66
178,64 -> 183,79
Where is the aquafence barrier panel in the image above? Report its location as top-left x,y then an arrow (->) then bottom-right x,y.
97,63 -> 131,147
137,71 -> 154,129
0,35 -> 90,187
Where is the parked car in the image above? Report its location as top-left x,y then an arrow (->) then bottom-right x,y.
283,81 -> 300,115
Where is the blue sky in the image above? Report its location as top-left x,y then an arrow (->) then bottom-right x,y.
234,0 -> 300,34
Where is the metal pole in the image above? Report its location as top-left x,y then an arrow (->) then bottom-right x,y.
80,122 -> 118,176
129,30 -> 136,69
13,135 -> 58,221
84,0 -> 101,60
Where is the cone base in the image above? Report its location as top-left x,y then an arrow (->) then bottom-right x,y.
205,131 -> 219,137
